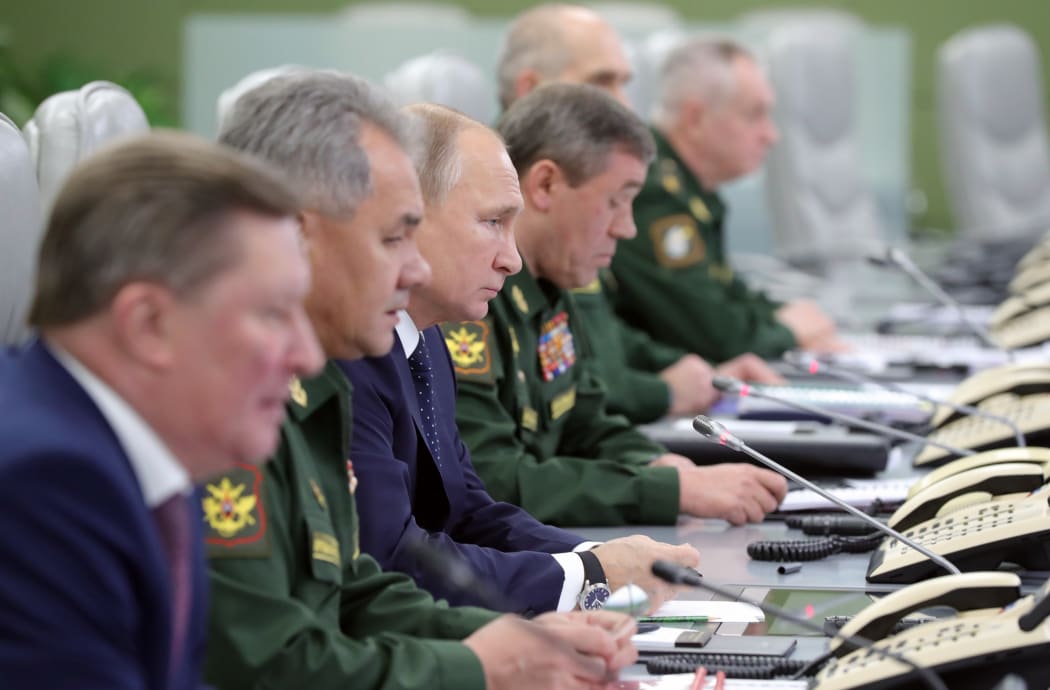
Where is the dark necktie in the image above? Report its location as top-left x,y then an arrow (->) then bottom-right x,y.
152,492 -> 192,671
408,332 -> 442,466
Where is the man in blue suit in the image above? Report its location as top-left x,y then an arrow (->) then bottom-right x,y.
342,104 -> 699,615
0,132 -> 324,690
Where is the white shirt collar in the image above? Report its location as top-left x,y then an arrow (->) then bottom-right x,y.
395,310 -> 422,358
50,343 -> 190,508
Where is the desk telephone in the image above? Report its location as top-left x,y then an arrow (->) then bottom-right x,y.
868,484 -> 1050,584
914,363 -> 1050,467
990,279 -> 1050,349
813,572 -> 1050,690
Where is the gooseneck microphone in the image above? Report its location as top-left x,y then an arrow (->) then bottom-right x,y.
691,415 -> 961,577
784,351 -> 1026,448
711,374 -> 976,460
650,560 -> 948,690
869,246 -> 1003,353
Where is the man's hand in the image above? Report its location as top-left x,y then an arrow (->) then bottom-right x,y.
675,463 -> 788,525
464,611 -> 636,690
715,353 -> 784,385
659,354 -> 719,416
775,299 -> 844,353
591,535 -> 700,613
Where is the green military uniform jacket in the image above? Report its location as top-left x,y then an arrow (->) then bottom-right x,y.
571,272 -> 686,424
444,265 -> 680,527
202,361 -> 496,690
611,129 -> 797,362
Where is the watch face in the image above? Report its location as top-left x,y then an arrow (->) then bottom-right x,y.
582,583 -> 611,610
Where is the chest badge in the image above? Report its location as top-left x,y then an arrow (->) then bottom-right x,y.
537,311 -> 576,381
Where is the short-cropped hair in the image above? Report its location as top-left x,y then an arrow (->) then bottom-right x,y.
219,70 -> 419,218
497,83 -> 655,186
406,103 -> 497,205
28,130 -> 300,328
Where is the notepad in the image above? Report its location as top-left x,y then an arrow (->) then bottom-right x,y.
778,478 -> 913,512
648,600 -> 764,623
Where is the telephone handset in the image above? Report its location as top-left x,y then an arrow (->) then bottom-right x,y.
828,571 -> 1021,657
867,485 -> 1050,584
914,392 -> 1050,466
928,363 -> 1050,428
1010,256 -> 1050,293
990,281 -> 1050,329
908,446 -> 1050,497
813,575 -> 1050,690
887,461 -> 1050,531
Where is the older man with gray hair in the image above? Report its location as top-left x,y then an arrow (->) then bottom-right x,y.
204,70 -> 638,690
612,37 -> 843,362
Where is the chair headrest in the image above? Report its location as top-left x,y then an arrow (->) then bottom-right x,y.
24,80 -> 149,214
0,113 -> 43,345
384,52 -> 495,123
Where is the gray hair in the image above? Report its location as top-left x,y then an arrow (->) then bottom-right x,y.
406,103 -> 496,205
219,70 -> 419,218
29,131 -> 301,328
654,37 -> 753,127
498,83 -> 655,186
496,4 -> 581,110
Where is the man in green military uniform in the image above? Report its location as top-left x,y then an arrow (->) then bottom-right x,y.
447,84 -> 787,529
203,71 -> 637,690
497,5 -> 783,425
612,38 -> 843,363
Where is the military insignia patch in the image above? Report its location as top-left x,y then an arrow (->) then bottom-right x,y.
509,326 -> 520,356
649,214 -> 705,268
521,406 -> 539,431
688,196 -> 712,223
550,386 -> 576,421
289,377 -> 308,407
311,532 -> 341,567
443,321 -> 495,382
310,478 -> 328,511
203,463 -> 269,557
511,285 -> 529,313
537,311 -> 576,381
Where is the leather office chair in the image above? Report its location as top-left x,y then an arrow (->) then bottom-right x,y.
384,52 -> 495,124
762,16 -> 885,275
0,113 -> 43,346
23,81 -> 149,216
937,24 -> 1050,241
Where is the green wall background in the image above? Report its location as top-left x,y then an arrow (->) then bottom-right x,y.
2,0 -> 1046,232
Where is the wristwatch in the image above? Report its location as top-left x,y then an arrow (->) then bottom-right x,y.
577,550 -> 611,610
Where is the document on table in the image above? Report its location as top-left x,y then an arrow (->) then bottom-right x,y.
612,675 -> 809,689
648,600 -> 764,623
779,478 -> 913,512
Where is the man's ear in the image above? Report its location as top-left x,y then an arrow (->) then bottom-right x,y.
520,160 -> 562,213
513,69 -> 543,102
108,282 -> 179,370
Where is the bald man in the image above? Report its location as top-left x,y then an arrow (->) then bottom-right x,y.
495,4 -> 781,423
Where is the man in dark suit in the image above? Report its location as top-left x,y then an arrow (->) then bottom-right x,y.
342,104 -> 699,615
0,132 -> 324,690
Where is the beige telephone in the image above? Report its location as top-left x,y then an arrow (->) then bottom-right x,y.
867,485 -> 1050,584
1010,257 -> 1050,293
990,280 -> 1050,349
828,571 -> 1021,657
914,363 -> 1050,467
813,573 -> 1050,690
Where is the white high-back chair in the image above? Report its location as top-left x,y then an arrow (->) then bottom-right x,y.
763,16 -> 885,273
0,113 -> 44,346
23,81 -> 149,216
384,52 -> 496,123
938,24 -> 1050,240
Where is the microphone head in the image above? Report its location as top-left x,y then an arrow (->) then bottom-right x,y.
691,415 -> 724,439
651,559 -> 702,586
711,374 -> 742,393
782,350 -> 818,371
